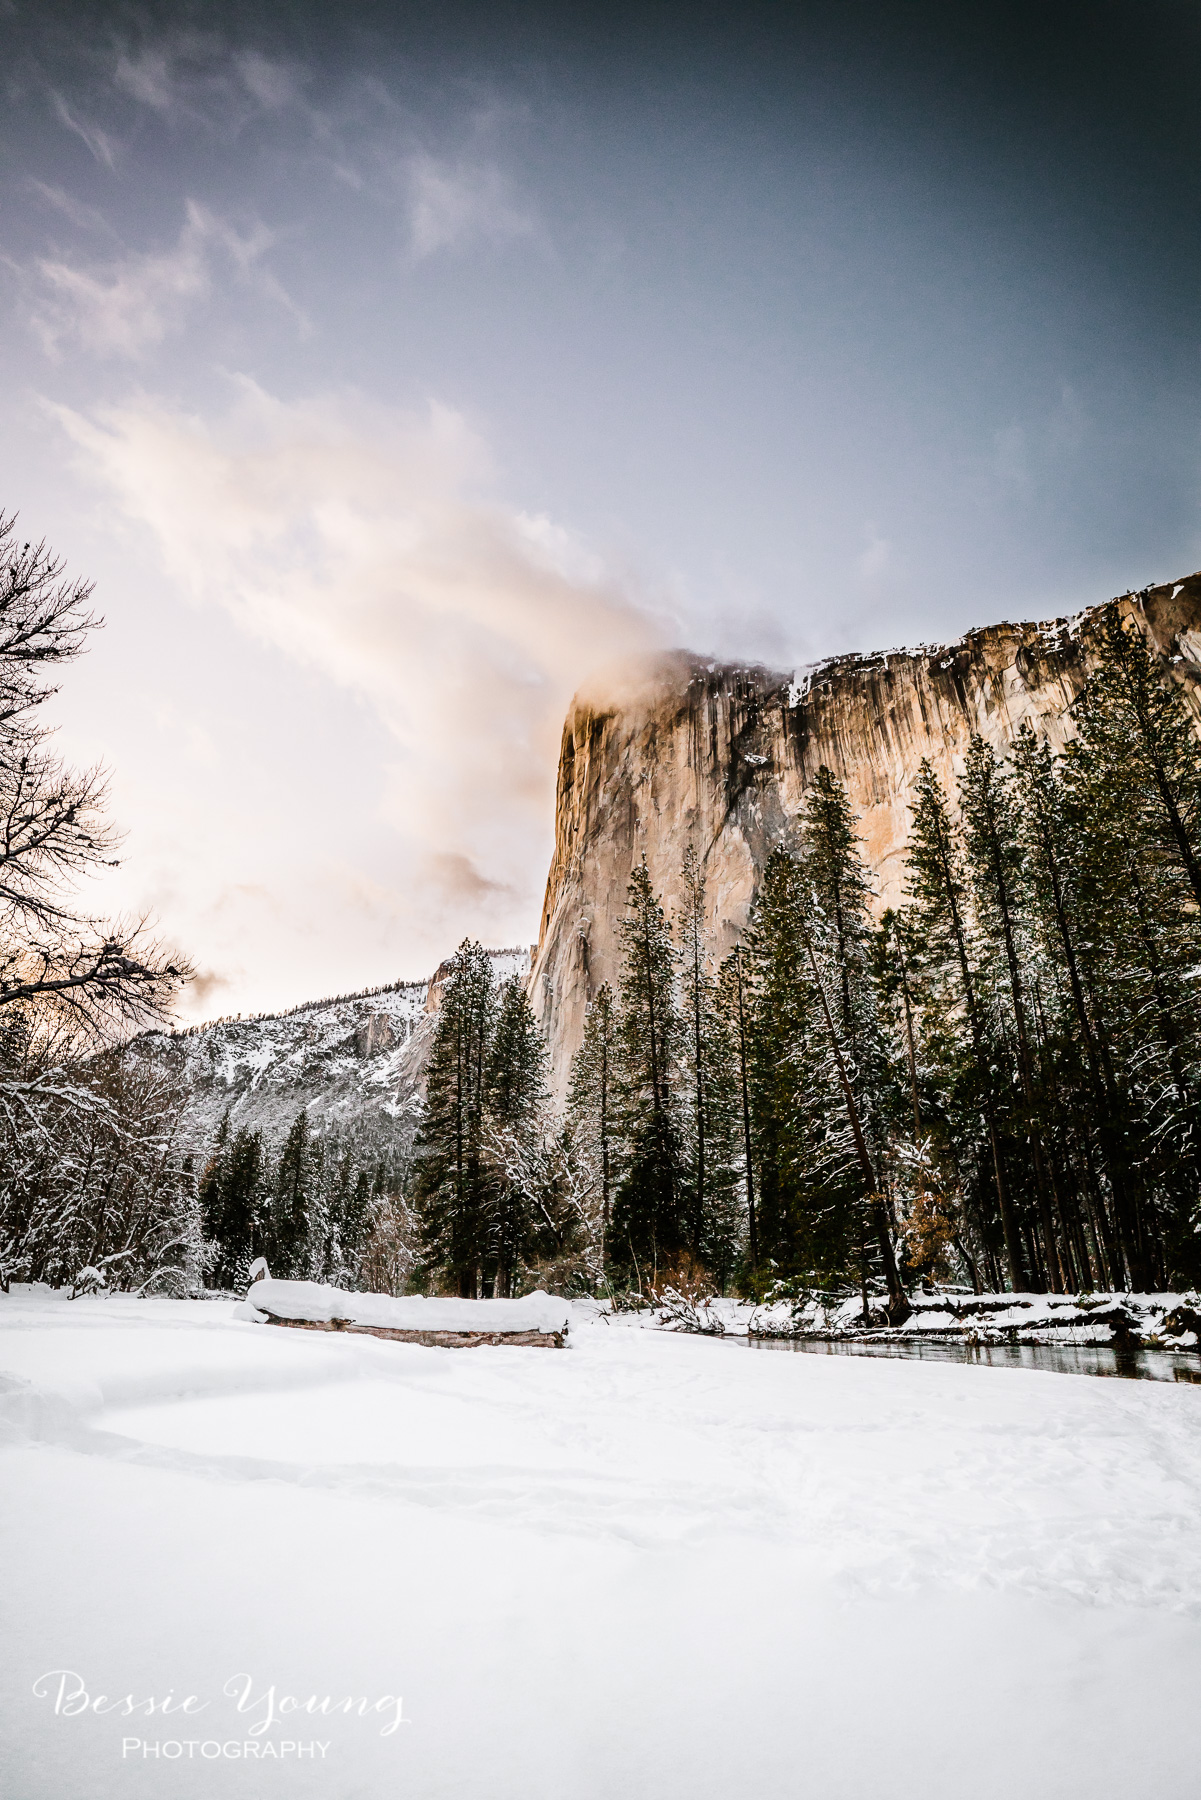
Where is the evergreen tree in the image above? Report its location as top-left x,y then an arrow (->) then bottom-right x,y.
199,1113 -> 271,1286
715,945 -> 758,1272
797,770 -> 908,1319
483,975 -> 551,1295
611,861 -> 687,1279
1058,609 -> 1201,1285
959,734 -> 1070,1290
676,844 -> 712,1254
566,982 -> 618,1262
673,844 -> 743,1272
903,758 -> 1025,1289
740,850 -> 857,1285
268,1109 -> 312,1277
411,940 -> 496,1295
1078,605 -> 1201,911
1011,724 -> 1133,1288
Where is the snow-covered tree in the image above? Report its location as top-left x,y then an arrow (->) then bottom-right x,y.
611,861 -> 687,1280
411,940 -> 497,1295
566,981 -> 618,1262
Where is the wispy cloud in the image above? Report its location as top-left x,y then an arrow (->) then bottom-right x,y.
235,51 -> 305,113
30,201 -> 304,358
52,383 -> 664,930
28,180 -> 117,237
405,153 -> 536,259
113,35 -> 318,134
113,46 -> 179,113
50,92 -> 119,168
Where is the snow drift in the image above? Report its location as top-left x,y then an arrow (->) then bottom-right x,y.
239,1276 -> 570,1340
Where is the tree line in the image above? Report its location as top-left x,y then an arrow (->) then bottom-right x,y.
198,1109 -> 415,1294
411,605 -> 1201,1305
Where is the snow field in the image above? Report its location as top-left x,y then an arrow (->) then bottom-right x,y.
2,1285 -> 1201,1798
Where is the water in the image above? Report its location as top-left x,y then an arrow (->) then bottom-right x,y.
746,1335 -> 1201,1383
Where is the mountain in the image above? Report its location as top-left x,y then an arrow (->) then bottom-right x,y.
529,574 -> 1201,1094
155,573 -> 1201,1126
150,948 -> 532,1152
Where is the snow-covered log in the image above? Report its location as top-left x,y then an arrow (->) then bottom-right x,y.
236,1276 -> 570,1347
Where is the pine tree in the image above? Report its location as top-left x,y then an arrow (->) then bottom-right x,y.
1080,605 -> 1201,911
566,982 -> 618,1263
673,844 -> 743,1272
1011,724 -> 1133,1288
199,1114 -> 272,1286
740,850 -> 856,1285
1058,610 -> 1201,1285
959,734 -> 1070,1290
797,770 -> 908,1320
411,940 -> 496,1295
903,758 -> 1025,1289
715,945 -> 758,1272
483,975 -> 550,1296
611,861 -> 687,1280
269,1110 -> 312,1277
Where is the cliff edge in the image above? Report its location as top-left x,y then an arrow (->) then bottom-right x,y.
530,574 -> 1201,1094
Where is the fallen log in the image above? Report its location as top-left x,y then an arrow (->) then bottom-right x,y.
236,1274 -> 571,1348
262,1315 -> 565,1349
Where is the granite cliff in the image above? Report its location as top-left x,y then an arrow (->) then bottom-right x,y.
529,574 -> 1201,1094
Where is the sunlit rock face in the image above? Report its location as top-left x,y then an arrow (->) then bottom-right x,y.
530,574 -> 1201,1096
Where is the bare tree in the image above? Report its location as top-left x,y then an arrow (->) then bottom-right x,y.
0,514 -> 190,1042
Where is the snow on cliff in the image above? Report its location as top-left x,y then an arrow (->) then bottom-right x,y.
144,948 -> 531,1147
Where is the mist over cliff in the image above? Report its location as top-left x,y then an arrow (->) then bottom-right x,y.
529,574 -> 1201,1093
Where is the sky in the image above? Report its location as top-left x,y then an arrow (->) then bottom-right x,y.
3,0 -> 1201,1020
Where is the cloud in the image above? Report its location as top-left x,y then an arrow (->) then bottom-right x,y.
52,382 -> 665,934
113,47 -> 179,113
405,153 -> 535,258
51,92 -> 119,168
186,968 -> 233,1009
112,34 -> 325,146
235,51 -> 304,113
28,181 -> 116,237
30,201 -> 302,358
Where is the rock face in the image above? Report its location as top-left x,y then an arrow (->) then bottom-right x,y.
529,575 -> 1201,1096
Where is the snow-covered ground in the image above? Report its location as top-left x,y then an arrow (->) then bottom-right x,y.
3,1285 -> 1201,1800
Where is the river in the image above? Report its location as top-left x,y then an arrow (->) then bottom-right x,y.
746,1335 -> 1201,1382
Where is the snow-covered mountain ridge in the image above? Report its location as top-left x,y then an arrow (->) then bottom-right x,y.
147,947 -> 531,1150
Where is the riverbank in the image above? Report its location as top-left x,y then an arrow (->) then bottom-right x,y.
632,1287 -> 1201,1350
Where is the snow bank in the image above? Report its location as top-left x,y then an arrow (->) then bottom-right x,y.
239,1277 -> 570,1337
651,1288 -> 1201,1346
